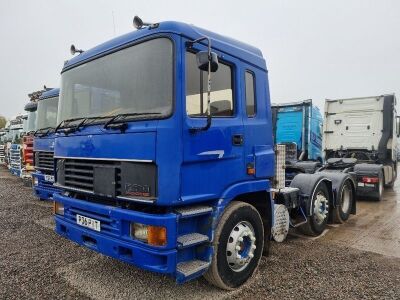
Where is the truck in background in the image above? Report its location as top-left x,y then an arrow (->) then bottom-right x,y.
0,129 -> 6,163
323,94 -> 399,201
272,100 -> 357,224
21,96 -> 38,185
32,88 -> 60,200
9,116 -> 25,177
272,100 -> 323,179
51,18 -> 356,290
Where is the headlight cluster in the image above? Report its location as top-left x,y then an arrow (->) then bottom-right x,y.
130,223 -> 166,246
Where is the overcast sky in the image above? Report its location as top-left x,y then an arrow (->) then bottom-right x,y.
0,0 -> 399,119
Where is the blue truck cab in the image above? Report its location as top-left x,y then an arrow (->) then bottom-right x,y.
52,18 -> 354,289
272,100 -> 323,163
32,88 -> 60,200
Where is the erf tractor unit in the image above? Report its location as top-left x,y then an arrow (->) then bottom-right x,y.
323,95 -> 399,201
0,129 -> 6,164
32,88 -> 60,200
52,18 -> 356,290
20,91 -> 39,184
9,115 -> 25,177
272,100 -> 323,177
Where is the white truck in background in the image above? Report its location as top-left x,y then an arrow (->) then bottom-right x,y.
322,94 -> 400,201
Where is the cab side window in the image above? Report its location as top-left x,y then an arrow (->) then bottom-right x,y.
186,51 -> 234,117
245,71 -> 256,117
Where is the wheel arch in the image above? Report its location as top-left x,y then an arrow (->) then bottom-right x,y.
289,173 -> 333,216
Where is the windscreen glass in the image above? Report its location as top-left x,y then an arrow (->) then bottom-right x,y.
36,97 -> 59,130
25,111 -> 37,133
58,38 -> 174,123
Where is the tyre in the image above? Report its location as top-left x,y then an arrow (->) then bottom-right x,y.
385,167 -> 396,189
298,181 -> 330,236
332,179 -> 353,223
373,172 -> 384,201
204,201 -> 264,290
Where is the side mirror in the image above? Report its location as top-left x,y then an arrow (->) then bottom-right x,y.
196,51 -> 219,72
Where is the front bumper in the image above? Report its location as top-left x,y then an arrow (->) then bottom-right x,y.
53,193 -> 178,274
32,172 -> 60,200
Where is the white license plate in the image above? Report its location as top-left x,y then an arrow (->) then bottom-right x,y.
357,182 -> 365,187
365,183 -> 375,187
76,214 -> 101,232
44,175 -> 54,182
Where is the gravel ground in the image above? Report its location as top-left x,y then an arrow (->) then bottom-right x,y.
1,165 -> 400,299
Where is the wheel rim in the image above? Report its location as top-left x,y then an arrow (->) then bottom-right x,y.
341,183 -> 351,213
313,192 -> 329,225
226,221 -> 256,272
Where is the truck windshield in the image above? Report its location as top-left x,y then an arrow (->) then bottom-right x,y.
36,97 -> 59,130
58,38 -> 174,124
25,111 -> 37,133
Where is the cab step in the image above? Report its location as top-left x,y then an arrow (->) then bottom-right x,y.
175,205 -> 212,218
177,233 -> 209,249
177,259 -> 210,277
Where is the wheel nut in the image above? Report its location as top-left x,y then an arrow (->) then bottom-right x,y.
251,245 -> 256,250
249,253 -> 254,258
235,245 -> 241,251
238,237 -> 243,242
250,236 -> 256,241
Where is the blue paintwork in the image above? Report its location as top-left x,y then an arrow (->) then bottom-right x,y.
53,21 -> 275,283
273,100 -> 323,161
40,88 -> 60,100
33,88 -> 60,201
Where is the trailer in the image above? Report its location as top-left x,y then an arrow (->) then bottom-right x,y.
323,95 -> 399,201
52,18 -> 355,290
32,88 -> 60,200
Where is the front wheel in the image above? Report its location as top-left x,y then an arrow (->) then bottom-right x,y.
204,201 -> 265,290
298,181 -> 330,236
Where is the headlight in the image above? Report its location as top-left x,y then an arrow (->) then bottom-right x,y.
130,223 -> 166,246
53,202 -> 64,215
33,177 -> 38,186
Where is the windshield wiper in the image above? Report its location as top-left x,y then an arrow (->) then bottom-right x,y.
55,117 -> 86,133
34,127 -> 55,137
103,112 -> 161,130
55,116 -> 112,134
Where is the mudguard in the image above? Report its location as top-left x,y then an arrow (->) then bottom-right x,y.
354,163 -> 383,176
289,173 -> 333,217
317,171 -> 356,215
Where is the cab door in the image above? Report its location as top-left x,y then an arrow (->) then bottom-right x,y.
181,45 -> 245,203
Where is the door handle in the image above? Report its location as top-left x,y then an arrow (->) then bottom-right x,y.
232,134 -> 244,146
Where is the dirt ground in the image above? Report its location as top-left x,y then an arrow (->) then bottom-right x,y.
0,165 -> 399,299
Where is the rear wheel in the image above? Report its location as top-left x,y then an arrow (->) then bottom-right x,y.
373,172 -> 384,201
298,181 -> 330,236
332,179 -> 353,223
385,167 -> 396,189
204,201 -> 264,290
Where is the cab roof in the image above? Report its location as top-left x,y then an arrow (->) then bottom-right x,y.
63,21 -> 267,72
39,88 -> 60,101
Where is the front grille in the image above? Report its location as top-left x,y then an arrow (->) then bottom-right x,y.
62,159 -> 119,193
35,151 -> 54,174
10,146 -> 21,169
0,145 -> 5,159
57,158 -> 157,202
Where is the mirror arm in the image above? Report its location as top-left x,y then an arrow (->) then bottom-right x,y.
189,36 -> 213,134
